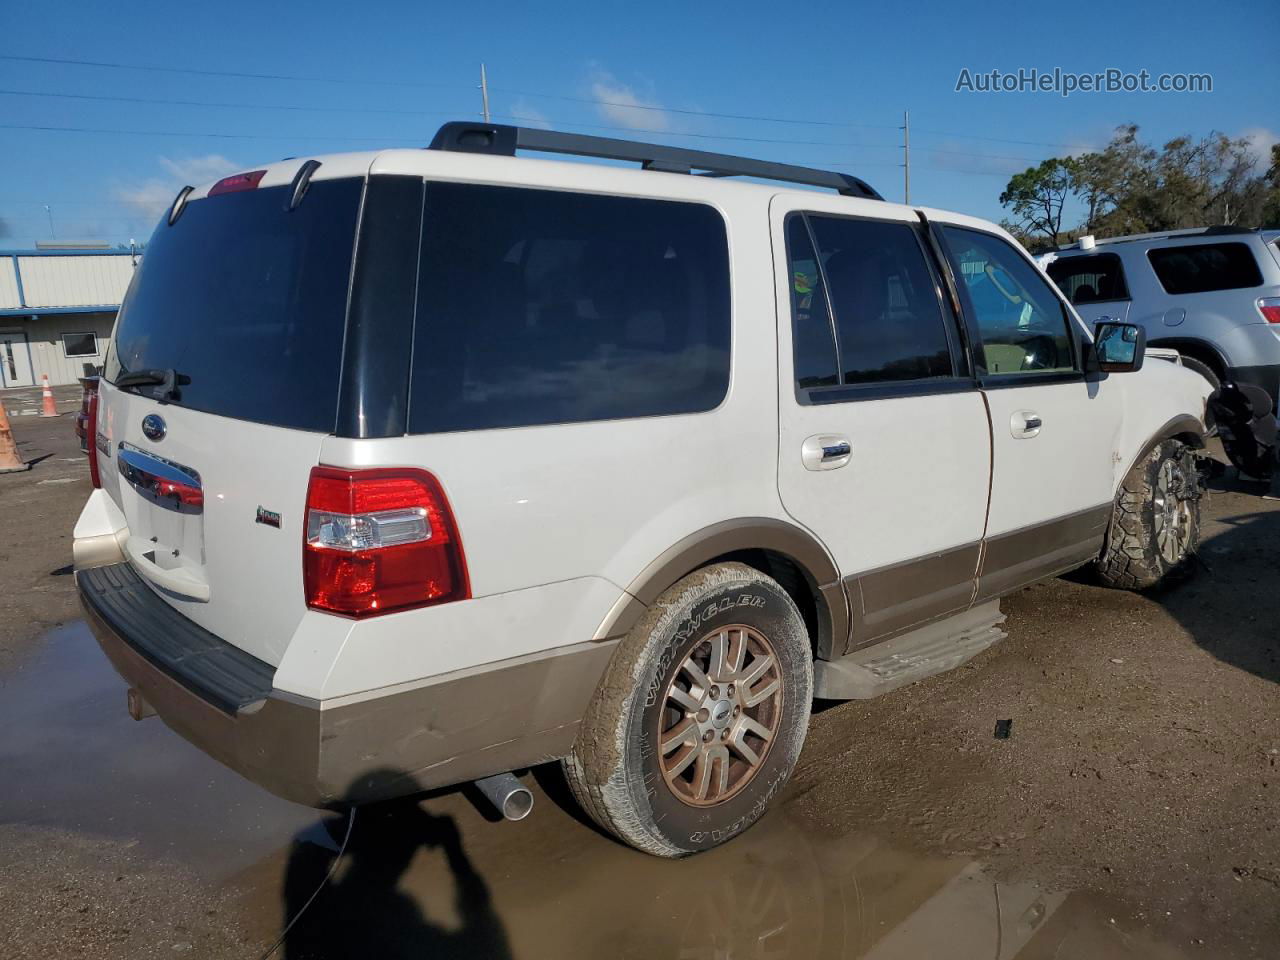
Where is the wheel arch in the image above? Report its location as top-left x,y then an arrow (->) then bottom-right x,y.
592,518 -> 850,661
1146,337 -> 1229,379
1116,414 -> 1207,499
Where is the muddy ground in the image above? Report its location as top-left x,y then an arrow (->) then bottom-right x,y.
0,396 -> 1276,958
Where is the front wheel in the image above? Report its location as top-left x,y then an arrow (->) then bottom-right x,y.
564,562 -> 813,857
1096,439 -> 1201,590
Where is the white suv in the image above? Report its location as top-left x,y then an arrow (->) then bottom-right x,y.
73,122 -> 1211,857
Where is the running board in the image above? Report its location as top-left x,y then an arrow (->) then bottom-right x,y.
814,601 -> 1006,700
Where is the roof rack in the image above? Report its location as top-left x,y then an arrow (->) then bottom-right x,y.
1070,225 -> 1256,250
427,121 -> 884,201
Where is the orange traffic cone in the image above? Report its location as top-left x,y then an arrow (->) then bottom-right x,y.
39,374 -> 58,417
0,400 -> 26,472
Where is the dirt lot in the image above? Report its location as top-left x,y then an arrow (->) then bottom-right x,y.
0,385 -> 92,674
0,398 -> 1276,958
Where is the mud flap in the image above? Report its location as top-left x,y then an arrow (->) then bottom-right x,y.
1207,382 -> 1279,483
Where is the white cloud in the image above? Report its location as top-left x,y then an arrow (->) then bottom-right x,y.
588,67 -> 670,132
1239,127 -> 1279,167
114,154 -> 242,221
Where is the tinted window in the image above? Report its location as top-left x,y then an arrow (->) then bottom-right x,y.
786,215 -> 838,388
1047,252 -> 1130,303
408,183 -> 730,433
62,332 -> 98,357
1147,242 -> 1263,294
941,226 -> 1075,376
806,215 -> 953,385
105,179 -> 363,431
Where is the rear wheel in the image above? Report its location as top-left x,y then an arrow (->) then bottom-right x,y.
1096,439 -> 1201,590
564,562 -> 812,857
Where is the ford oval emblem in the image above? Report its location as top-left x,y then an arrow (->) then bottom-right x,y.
141,414 -> 166,442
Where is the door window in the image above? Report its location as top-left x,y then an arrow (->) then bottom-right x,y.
785,213 -> 957,396
785,215 -> 839,389
941,226 -> 1076,376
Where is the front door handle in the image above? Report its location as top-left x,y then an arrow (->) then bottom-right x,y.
1011,410 -> 1042,438
802,434 -> 852,471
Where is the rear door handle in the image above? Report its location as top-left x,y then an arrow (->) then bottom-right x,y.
802,434 -> 852,471
1011,411 -> 1042,438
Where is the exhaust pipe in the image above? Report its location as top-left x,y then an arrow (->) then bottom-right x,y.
474,772 -> 534,821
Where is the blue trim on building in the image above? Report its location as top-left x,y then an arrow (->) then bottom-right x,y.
0,305 -> 120,317
0,249 -> 136,258
10,255 -> 26,308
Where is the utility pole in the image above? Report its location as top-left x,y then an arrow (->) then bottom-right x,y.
480,63 -> 491,123
901,110 -> 910,205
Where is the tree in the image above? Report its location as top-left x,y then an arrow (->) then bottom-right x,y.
1261,144 -> 1280,228
1000,125 -> 1280,239
998,158 -> 1079,247
1071,125 -> 1154,235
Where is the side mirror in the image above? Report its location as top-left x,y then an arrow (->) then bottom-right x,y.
1093,321 -> 1146,373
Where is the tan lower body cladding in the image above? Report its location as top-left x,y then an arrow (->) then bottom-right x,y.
843,504 -> 1111,653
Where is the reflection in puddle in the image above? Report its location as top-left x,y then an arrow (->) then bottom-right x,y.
3,623 -> 1198,958
256,794 -> 1192,960
0,622 -> 315,875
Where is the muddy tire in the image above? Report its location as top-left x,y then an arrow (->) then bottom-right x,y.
1096,439 -> 1201,590
564,562 -> 812,858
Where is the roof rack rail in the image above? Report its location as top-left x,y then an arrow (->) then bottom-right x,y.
1075,225 -> 1256,249
427,121 -> 884,201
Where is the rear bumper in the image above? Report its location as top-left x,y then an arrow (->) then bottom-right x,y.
77,561 -> 615,807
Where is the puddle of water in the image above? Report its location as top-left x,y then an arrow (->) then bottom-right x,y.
0,622 -> 315,876
1,623 -> 1203,959
234,784 -> 1196,960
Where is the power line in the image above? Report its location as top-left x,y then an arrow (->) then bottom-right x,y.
0,53 -> 454,90
0,91 -> 1038,162
0,121 -> 422,144
0,87 -> 465,119
0,53 -> 1077,149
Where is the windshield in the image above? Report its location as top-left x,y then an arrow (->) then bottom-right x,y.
105,177 -> 364,432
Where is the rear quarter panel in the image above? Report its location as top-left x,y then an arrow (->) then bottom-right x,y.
310,171 -> 789,700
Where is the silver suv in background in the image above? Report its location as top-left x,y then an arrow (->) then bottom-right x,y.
1046,228 -> 1280,401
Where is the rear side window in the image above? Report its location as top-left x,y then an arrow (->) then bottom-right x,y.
106,179 -> 363,431
785,213 -> 954,394
1147,242 -> 1263,295
408,183 -> 730,433
1046,252 -> 1130,304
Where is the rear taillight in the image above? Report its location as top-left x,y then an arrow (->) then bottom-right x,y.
1258,297 -> 1280,324
207,170 -> 267,196
303,467 -> 469,618
86,388 -> 101,489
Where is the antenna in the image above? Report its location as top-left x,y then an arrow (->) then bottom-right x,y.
479,63 -> 491,123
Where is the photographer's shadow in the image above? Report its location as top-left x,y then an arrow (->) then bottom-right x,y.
1160,503 -> 1280,685
281,779 -> 513,960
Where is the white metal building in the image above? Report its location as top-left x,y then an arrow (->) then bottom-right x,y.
0,248 -> 136,387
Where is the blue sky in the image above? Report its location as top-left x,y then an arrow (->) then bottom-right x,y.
1,0 -> 1275,246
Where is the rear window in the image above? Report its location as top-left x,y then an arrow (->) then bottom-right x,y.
1046,252 -> 1129,303
408,183 -> 731,433
105,178 -> 363,431
1147,242 -> 1263,295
